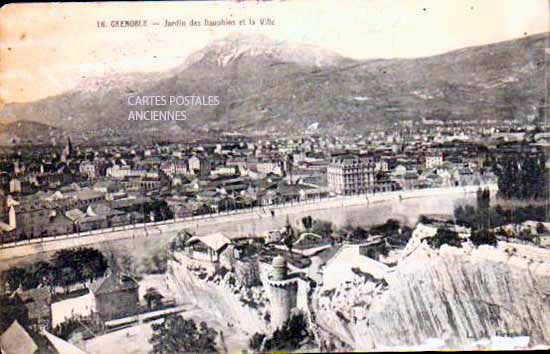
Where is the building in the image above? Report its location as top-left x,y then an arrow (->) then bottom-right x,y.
89,272 -> 139,321
267,256 -> 298,329
255,160 -> 283,176
8,179 -> 21,193
79,162 -> 96,179
16,288 -> 52,330
188,156 -> 212,177
184,232 -> 233,268
0,206 -> 16,233
60,137 -> 74,162
425,152 -> 444,168
358,236 -> 388,261
327,155 -> 374,195
212,166 -> 237,176
42,330 -> 88,354
160,160 -> 188,177
0,320 -> 38,354
106,165 -> 147,179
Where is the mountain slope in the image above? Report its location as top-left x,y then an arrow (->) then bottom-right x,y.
0,33 -> 546,141
0,120 -> 65,145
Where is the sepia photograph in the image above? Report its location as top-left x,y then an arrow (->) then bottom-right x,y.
0,0 -> 549,352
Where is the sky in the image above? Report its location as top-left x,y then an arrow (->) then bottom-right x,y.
0,0 -> 548,103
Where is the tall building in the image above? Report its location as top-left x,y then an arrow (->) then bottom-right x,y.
61,136 -> 74,162
327,155 -> 374,195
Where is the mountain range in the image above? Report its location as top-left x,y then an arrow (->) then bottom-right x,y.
0,32 -> 547,144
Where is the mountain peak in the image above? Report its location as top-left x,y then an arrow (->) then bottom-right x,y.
181,33 -> 347,69
0,33 -> 544,141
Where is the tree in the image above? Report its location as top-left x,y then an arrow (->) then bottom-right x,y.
427,228 -> 462,249
311,220 -> 333,239
52,317 -> 84,340
32,261 -> 54,287
454,205 -> 477,227
59,267 -> 77,293
0,295 -> 29,333
263,312 -> 311,351
494,153 -> 547,200
536,222 -> 547,234
350,226 -> 369,241
118,254 -> 136,275
283,216 -> 296,253
476,188 -> 491,211
51,247 -> 107,288
4,267 -> 26,292
149,315 -> 217,353
370,219 -> 401,235
470,229 -> 497,247
301,216 -> 313,230
283,234 -> 294,254
249,332 -> 266,350
418,215 -> 431,224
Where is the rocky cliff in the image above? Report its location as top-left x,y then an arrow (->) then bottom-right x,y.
166,254 -> 270,335
314,241 -> 550,350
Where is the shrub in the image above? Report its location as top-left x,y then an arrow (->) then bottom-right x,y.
249,332 -> 266,350
470,229 -> 497,247
150,315 -> 217,353
263,312 -> 311,351
427,228 -> 462,249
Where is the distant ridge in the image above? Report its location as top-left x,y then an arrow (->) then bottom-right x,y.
0,32 -> 546,143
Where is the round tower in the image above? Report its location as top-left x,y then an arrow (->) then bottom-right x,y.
267,256 -> 298,329
272,255 -> 288,280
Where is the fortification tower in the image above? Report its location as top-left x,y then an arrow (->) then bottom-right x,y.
267,256 -> 298,329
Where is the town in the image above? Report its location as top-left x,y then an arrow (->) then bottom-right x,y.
4,118 -> 548,244
1,0 -> 548,351
0,118 -> 549,352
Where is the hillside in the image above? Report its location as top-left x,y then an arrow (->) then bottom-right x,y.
0,120 -> 65,146
0,32 -> 546,141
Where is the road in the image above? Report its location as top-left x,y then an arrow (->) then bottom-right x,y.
0,184 -> 497,264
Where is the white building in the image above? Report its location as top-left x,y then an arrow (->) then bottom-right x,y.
425,153 -> 444,168
327,155 -> 374,195
106,165 -> 147,179
188,156 -> 212,177
256,160 -> 282,176
9,179 -> 21,193
79,162 -> 96,179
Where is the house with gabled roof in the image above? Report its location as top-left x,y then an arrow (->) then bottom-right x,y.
88,272 -> 139,321
185,232 -> 231,262
0,320 -> 38,354
182,232 -> 236,270
15,287 -> 51,331
41,330 -> 88,354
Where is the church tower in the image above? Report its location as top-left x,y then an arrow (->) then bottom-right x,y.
67,136 -> 73,156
